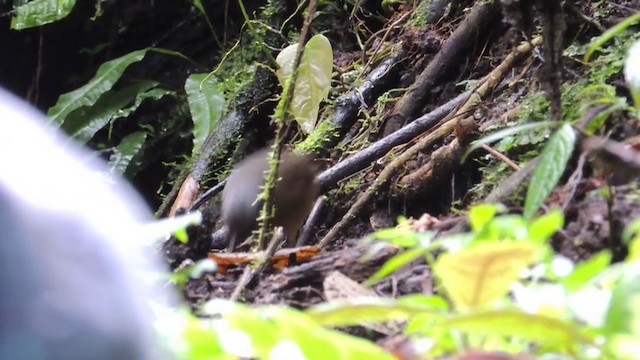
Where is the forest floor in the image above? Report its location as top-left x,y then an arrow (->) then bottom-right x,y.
177,0 -> 640,338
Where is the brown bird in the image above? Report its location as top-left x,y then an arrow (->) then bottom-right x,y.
221,148 -> 320,251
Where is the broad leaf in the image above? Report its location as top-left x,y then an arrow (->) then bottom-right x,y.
49,49 -> 149,124
472,215 -> 528,243
11,0 -> 76,30
604,264 -> 640,336
184,73 -> 225,155
468,203 -> 499,232
607,275 -> 640,359
109,131 -> 147,176
306,296 -> 444,327
434,241 -> 540,309
212,301 -> 395,360
527,210 -> 564,245
276,34 -> 333,133
561,250 -> 611,291
62,81 -> 168,143
180,315 -> 225,359
524,123 -> 576,219
438,309 -> 579,351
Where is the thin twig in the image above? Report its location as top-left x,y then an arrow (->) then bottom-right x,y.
481,144 -> 520,171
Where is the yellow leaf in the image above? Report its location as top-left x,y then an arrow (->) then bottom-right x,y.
434,242 -> 540,309
275,34 -> 333,133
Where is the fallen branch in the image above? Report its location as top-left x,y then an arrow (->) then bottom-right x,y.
318,37 -> 542,248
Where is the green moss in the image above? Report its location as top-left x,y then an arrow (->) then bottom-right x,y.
297,118 -> 341,153
584,31 -> 640,85
407,0 -> 430,27
341,175 -> 363,194
212,0 -> 290,100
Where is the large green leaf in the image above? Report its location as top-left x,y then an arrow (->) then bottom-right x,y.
604,264 -> 640,336
468,203 -> 499,232
208,300 -> 395,360
276,34 -> 333,133
62,81 -> 170,143
108,131 -> 147,177
305,296 -> 446,327
527,210 -> 564,245
524,123 -> 576,219
48,49 -> 149,124
272,307 -> 395,360
561,250 -> 611,292
438,309 -> 580,351
184,74 -> 225,155
11,0 -> 76,30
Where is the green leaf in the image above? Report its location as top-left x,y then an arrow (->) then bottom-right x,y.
141,212 -> 202,244
170,258 -> 217,291
561,251 -> 611,292
468,204 -> 499,232
62,81 -> 167,143
472,215 -> 528,243
434,241 -> 540,309
604,263 -> 640,336
276,34 -> 333,133
438,309 -> 580,351
584,12 -> 640,63
626,218 -> 640,261
48,49 -> 149,124
215,302 -> 396,360
181,315 -> 226,359
368,222 -> 425,248
11,0 -> 76,30
462,121 -> 557,161
306,296 -> 444,327
623,218 -> 640,245
397,294 -> 450,311
607,286 -> 640,359
528,210 -> 564,245
108,131 -> 147,176
192,0 -> 205,13
365,247 -> 426,285
524,123 -> 576,219
268,307 -> 396,360
184,73 -> 225,155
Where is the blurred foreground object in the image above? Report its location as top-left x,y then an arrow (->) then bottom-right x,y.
0,89 -> 172,359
